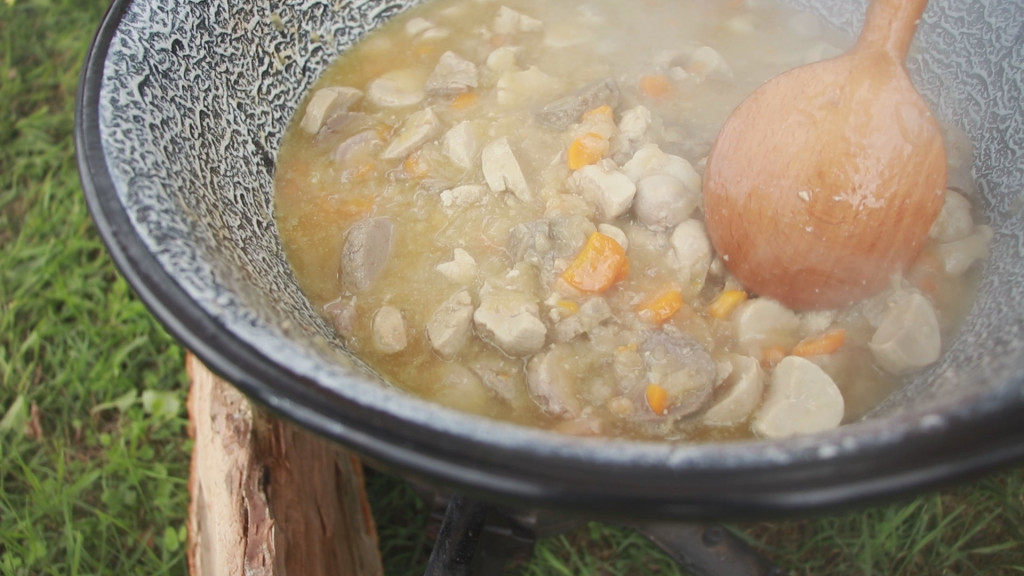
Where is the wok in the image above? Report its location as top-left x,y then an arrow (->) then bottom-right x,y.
76,0 -> 1024,519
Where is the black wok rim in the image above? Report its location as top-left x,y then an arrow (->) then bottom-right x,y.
75,0 -> 1024,520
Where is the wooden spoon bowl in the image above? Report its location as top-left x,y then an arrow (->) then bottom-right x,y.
703,0 -> 947,310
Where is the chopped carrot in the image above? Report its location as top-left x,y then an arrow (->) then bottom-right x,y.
637,289 -> 684,325
582,104 -> 614,123
760,345 -> 787,368
555,300 -> 579,315
350,161 -> 378,182
414,44 -> 435,57
638,74 -> 674,100
567,132 -> 609,171
792,329 -> 846,357
708,289 -> 748,319
451,91 -> 478,110
645,384 -> 669,415
312,194 -> 375,221
560,232 -> 629,293
402,151 -> 429,178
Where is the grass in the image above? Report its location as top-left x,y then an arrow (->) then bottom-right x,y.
0,0 -> 1022,574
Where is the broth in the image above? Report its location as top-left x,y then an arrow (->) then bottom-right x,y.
274,0 -> 988,441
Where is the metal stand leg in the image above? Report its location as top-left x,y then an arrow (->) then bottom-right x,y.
623,522 -> 787,576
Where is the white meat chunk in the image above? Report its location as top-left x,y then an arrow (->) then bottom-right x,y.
930,189 -> 975,242
371,306 -> 407,354
404,17 -> 434,37
669,220 -> 712,297
935,225 -> 992,276
622,144 -> 702,194
492,5 -> 543,34
436,248 -> 477,284
426,51 -> 479,95
752,356 -> 844,438
381,108 -> 441,160
569,160 -> 636,221
440,184 -> 488,209
366,68 -> 427,108
733,297 -> 801,352
526,344 -> 583,418
869,292 -> 941,375
613,105 -> 652,152
473,284 -> 547,356
496,66 -> 560,107
552,297 -> 612,342
426,290 -> 475,359
300,86 -> 363,134
481,137 -> 530,201
442,121 -> 479,169
433,363 -> 489,414
687,46 -> 733,81
633,173 -> 699,231
341,217 -> 393,292
641,330 -> 716,417
703,354 -> 764,427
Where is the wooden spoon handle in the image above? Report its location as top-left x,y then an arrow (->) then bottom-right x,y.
856,0 -> 929,60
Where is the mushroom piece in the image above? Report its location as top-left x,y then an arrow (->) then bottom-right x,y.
640,330 -> 716,418
300,86 -> 363,134
340,217 -> 394,292
381,108 -> 441,160
534,77 -> 621,130
935,225 -> 992,277
481,137 -> 530,201
633,173 -> 699,231
732,297 -> 801,353
703,354 -> 764,427
366,68 -> 427,108
371,306 -> 407,354
426,290 -> 475,359
526,343 -> 584,418
869,292 -> 941,375
473,284 -> 547,357
752,355 -> 844,438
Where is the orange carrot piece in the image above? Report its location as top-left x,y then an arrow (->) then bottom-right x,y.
638,74 -> 674,99
645,384 -> 669,415
792,329 -> 847,357
761,345 -> 787,368
708,289 -> 748,319
560,232 -> 629,293
402,152 -> 429,178
637,289 -> 684,325
567,132 -> 609,170
582,104 -> 614,123
451,91 -> 478,110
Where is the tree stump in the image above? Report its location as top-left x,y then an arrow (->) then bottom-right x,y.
185,353 -> 384,576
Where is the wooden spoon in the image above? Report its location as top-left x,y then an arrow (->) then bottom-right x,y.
703,0 -> 947,310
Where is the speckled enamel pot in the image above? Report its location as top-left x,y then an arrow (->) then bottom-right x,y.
76,0 -> 1024,519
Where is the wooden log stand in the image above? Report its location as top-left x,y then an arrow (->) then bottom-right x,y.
185,353 -> 384,576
